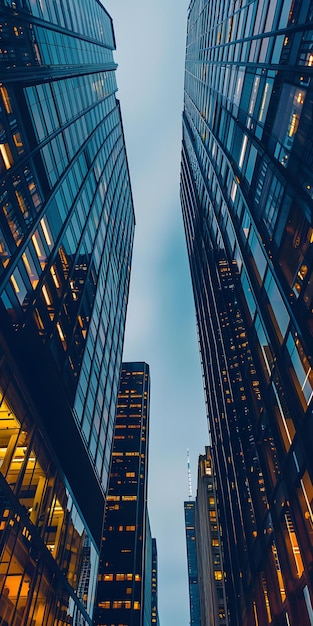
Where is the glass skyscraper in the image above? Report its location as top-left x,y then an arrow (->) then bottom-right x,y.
184,500 -> 201,626
0,1 -> 134,624
181,1 -> 313,625
94,362 -> 151,626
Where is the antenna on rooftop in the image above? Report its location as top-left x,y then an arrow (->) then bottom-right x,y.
187,449 -> 193,500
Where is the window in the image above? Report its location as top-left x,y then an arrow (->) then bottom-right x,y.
0,136 -> 14,171
286,332 -> 313,407
40,217 -> 53,249
10,269 -> 27,305
0,86 -> 12,114
22,251 -> 39,288
32,231 -> 47,268
264,271 -> 289,343
98,601 -> 110,608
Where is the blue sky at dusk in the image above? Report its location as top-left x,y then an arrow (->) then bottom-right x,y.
104,1 -> 210,624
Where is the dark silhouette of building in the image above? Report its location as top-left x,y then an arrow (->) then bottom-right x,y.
0,1 -> 134,624
181,1 -> 313,624
94,362 -> 154,626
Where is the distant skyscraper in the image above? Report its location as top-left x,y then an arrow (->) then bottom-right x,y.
151,538 -> 160,626
195,448 -> 229,626
0,1 -> 134,624
181,1 -> 313,625
94,362 -> 151,626
184,499 -> 201,626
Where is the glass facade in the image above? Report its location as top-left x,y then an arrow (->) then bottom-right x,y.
184,500 -> 201,626
0,1 -> 135,623
94,362 -> 150,626
151,538 -> 160,626
181,1 -> 313,624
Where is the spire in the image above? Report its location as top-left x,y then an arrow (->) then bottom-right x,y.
187,449 -> 193,500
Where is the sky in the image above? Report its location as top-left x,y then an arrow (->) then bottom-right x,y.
104,1 -> 210,624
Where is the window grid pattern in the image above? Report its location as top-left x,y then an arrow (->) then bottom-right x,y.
181,0 -> 313,624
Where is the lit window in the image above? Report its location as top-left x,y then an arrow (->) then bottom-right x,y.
40,217 -> 53,249
261,572 -> 272,622
0,86 -> 12,114
133,602 -> 140,610
10,269 -> 27,304
22,251 -> 39,288
271,542 -> 286,602
13,132 -> 23,154
50,265 -> 60,288
230,180 -> 237,202
214,570 -> 223,580
42,284 -> 52,306
284,511 -> 304,577
98,601 -> 110,608
0,144 -> 13,170
239,134 -> 248,169
56,322 -> 66,343
33,308 -> 44,331
32,231 -> 46,268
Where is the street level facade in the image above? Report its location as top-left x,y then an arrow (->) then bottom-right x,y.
0,0 -> 135,623
181,1 -> 313,624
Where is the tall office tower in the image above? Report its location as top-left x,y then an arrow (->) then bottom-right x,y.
195,448 -> 229,626
94,362 -> 150,626
181,1 -> 313,625
184,499 -> 201,626
0,1 -> 135,624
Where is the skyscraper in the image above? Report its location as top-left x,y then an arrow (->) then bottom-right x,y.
94,362 -> 151,626
181,1 -> 313,625
195,448 -> 229,626
151,538 -> 160,626
0,1 -> 134,623
184,500 -> 201,626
